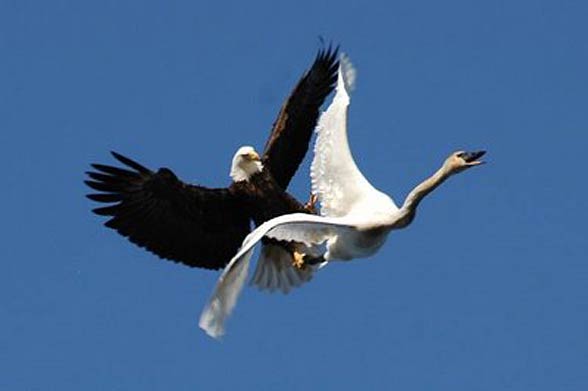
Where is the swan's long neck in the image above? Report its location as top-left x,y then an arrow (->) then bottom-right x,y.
397,163 -> 453,225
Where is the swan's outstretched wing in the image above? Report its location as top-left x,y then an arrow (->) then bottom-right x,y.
198,213 -> 355,339
310,56 -> 398,217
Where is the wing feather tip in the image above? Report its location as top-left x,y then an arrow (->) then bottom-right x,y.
198,301 -> 225,340
110,151 -> 151,174
339,53 -> 357,93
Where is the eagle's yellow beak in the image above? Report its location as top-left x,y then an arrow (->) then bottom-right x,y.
247,151 -> 261,161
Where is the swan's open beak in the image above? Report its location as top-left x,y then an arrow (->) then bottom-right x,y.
462,150 -> 486,166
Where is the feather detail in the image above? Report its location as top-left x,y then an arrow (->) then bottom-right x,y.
340,53 -> 357,92
251,244 -> 315,294
198,246 -> 255,339
310,58 -> 398,217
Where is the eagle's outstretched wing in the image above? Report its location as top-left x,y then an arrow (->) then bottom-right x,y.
85,152 -> 251,270
262,45 -> 340,189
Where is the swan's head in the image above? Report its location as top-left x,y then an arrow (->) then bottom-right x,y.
230,146 -> 264,182
445,150 -> 486,174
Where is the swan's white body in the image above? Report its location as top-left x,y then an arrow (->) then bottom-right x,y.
199,56 -> 485,338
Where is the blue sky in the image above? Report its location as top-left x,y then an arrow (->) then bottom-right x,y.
2,1 -> 587,389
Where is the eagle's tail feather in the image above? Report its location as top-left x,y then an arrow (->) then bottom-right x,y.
251,244 -> 315,294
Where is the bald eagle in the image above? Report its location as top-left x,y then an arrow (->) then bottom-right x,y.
86,47 -> 339,293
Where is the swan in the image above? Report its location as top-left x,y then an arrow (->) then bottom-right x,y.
199,55 -> 486,338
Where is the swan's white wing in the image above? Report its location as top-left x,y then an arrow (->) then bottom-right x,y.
198,244 -> 255,339
199,213 -> 356,339
311,56 -> 398,217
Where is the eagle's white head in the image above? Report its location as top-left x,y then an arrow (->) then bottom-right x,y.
230,146 -> 264,182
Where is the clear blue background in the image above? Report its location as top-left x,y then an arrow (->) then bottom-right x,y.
2,1 -> 587,390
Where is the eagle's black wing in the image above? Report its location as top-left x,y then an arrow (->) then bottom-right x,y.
262,45 -> 339,190
85,152 -> 251,270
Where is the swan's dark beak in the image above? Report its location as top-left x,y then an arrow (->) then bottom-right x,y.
462,150 -> 486,165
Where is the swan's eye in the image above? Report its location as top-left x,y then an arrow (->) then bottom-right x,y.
456,152 -> 465,158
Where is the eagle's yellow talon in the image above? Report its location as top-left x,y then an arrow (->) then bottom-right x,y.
292,251 -> 306,270
305,193 -> 319,214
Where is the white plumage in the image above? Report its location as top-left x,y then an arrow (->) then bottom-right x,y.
199,55 -> 486,338
311,56 -> 399,221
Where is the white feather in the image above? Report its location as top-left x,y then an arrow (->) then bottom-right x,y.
340,54 -> 357,92
198,246 -> 254,339
310,59 -> 398,218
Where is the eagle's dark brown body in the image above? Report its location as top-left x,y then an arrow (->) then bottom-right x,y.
230,170 -> 310,227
